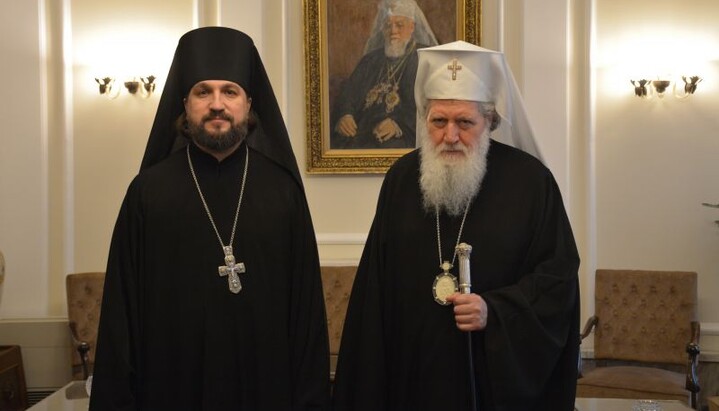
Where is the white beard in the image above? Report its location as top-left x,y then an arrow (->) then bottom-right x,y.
384,38 -> 410,58
419,129 -> 491,216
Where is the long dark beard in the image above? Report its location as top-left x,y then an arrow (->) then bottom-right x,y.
185,113 -> 249,153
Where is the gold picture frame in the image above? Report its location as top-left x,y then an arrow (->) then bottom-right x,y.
304,0 -> 482,174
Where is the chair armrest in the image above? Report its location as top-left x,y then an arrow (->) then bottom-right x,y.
685,321 -> 701,390
69,321 -> 91,380
686,321 -> 701,409
577,315 -> 598,378
580,315 -> 598,341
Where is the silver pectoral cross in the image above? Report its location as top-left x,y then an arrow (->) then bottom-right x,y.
218,246 -> 245,294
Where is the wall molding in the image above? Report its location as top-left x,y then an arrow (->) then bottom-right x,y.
316,233 -> 368,245
703,322 -> 719,334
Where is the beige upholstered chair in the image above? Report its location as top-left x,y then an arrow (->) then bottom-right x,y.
577,269 -> 700,408
320,266 -> 356,382
65,272 -> 105,380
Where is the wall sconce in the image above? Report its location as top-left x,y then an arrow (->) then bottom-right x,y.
95,75 -> 157,99
630,76 -> 702,99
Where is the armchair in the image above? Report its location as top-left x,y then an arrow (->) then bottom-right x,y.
577,269 -> 700,408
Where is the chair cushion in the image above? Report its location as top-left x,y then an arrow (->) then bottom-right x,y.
577,366 -> 688,402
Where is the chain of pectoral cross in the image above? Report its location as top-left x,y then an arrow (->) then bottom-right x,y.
187,145 -> 249,294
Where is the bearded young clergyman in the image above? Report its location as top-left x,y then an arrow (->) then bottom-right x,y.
331,41 -> 581,411
90,27 -> 330,410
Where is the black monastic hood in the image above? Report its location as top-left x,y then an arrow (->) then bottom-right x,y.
140,26 -> 302,188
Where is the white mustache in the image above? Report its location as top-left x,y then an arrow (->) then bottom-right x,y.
435,142 -> 469,155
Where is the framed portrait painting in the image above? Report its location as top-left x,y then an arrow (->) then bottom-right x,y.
304,0 -> 482,174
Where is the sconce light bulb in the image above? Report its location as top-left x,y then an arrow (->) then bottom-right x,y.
141,75 -> 156,96
652,80 -> 671,95
124,80 -> 141,94
95,77 -> 119,99
631,79 -> 650,98
95,77 -> 114,95
682,76 -> 702,95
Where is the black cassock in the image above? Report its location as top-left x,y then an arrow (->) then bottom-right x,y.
91,142 -> 330,410
332,141 -> 580,411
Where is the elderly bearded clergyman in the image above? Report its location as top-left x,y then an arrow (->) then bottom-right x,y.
332,41 -> 581,411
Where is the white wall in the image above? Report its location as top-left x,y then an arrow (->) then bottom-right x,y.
0,0 -> 48,317
593,0 -> 719,324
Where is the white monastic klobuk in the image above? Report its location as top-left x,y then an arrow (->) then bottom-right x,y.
415,41 -> 543,161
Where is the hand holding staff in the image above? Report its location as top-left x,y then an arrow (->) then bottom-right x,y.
447,243 -> 488,331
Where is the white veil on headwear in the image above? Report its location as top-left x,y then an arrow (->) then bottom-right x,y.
414,41 -> 543,162
363,0 -> 438,54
